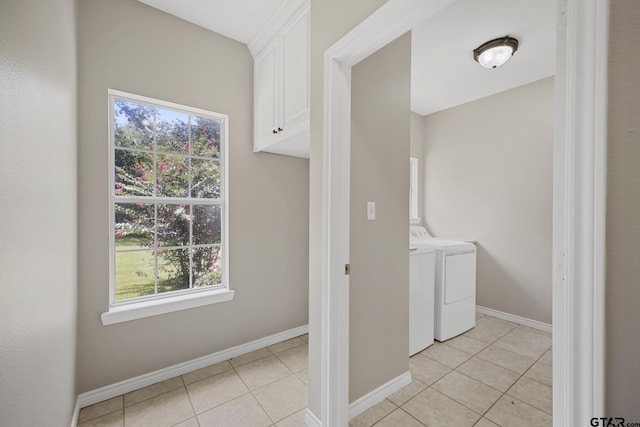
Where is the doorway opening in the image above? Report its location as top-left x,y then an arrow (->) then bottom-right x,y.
309,0 -> 608,426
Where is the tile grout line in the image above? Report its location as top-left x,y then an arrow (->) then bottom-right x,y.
77,395 -> 124,426
403,317 -> 550,427
502,348 -> 553,416
412,352 -> 459,372
402,351 -> 493,425
122,378 -> 185,410
233,360 -> 279,425
470,335 -> 553,425
478,325 -> 552,423
82,325 -> 553,427
82,338 -> 308,426
181,372 -> 202,427
185,340 -> 305,424
368,400 -> 429,427
445,329 -> 515,427
394,406 -> 428,427
234,348 -> 304,425
155,373 -> 198,427
191,339 -> 308,424
431,366 -> 505,415
350,398 -> 397,427
262,370 -> 309,424
266,338 -> 306,356
441,333 -> 493,355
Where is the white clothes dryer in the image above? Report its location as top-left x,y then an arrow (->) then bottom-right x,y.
410,225 -> 476,341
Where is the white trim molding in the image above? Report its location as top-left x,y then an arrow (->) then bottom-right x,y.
101,289 -> 234,325
70,399 -> 80,427
105,89 -> 231,324
348,371 -> 412,421
318,0 -> 608,426
553,0 -> 608,426
320,2 -> 456,425
476,306 -> 553,334
304,371 -> 411,427
304,408 -> 323,427
248,0 -> 309,57
76,325 -> 308,408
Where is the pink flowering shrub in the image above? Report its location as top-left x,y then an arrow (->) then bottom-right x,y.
113,99 -> 223,294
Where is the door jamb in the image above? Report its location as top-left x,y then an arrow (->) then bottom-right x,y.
313,0 -> 608,425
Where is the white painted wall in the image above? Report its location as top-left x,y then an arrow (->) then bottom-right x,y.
0,0 -> 78,424
421,77 -> 554,324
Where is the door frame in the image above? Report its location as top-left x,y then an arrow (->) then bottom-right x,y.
316,0 -> 608,426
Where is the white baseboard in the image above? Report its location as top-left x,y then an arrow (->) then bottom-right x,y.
348,371 -> 412,420
70,398 -> 80,427
304,408 -> 323,427
302,371 -> 412,426
76,324 -> 308,409
476,305 -> 552,334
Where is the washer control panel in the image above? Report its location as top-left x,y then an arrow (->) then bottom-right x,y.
410,225 -> 431,242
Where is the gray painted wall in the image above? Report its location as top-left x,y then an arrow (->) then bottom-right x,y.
0,0 -> 78,425
308,0 -> 388,416
2,0 -> 636,421
421,77 -> 554,324
77,0 -> 309,392
606,0 -> 640,418
350,33 -> 411,402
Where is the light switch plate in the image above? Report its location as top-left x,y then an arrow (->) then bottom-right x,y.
367,202 -> 376,220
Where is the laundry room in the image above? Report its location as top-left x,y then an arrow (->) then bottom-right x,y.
409,75 -> 554,327
406,0 -> 555,340
346,0 -> 555,420
386,0 -> 556,423
402,70 -> 555,427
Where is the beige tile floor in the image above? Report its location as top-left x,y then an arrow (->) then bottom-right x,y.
78,313 -> 552,427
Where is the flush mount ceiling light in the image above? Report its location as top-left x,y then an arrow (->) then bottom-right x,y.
473,36 -> 519,69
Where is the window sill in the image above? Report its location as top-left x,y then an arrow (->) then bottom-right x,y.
101,288 -> 235,325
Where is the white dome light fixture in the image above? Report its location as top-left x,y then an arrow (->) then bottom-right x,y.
473,36 -> 519,69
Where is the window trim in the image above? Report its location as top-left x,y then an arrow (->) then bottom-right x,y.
103,89 -> 232,325
409,157 -> 420,224
101,288 -> 234,325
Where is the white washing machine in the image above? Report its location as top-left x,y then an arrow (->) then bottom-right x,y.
410,225 -> 476,341
409,245 -> 435,356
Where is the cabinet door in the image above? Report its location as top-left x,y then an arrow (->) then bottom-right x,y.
254,39 -> 279,148
280,7 -> 309,134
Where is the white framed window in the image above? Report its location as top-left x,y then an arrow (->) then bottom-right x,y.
102,90 -> 233,325
410,157 -> 420,224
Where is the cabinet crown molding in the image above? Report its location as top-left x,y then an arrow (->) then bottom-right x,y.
248,0 -> 309,57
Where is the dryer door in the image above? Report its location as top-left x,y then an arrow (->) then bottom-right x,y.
444,251 -> 476,304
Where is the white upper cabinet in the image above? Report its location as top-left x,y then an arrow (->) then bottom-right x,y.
254,40 -> 279,145
249,0 -> 310,158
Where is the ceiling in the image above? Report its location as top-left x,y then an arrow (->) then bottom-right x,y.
411,0 -> 556,115
137,0 -> 285,44
137,0 -> 556,116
